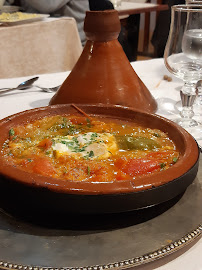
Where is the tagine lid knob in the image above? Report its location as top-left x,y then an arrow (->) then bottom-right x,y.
84,10 -> 121,41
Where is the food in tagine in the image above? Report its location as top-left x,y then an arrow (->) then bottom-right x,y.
2,114 -> 179,183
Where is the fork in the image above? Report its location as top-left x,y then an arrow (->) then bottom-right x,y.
35,85 -> 60,92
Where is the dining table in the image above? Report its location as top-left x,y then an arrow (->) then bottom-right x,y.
117,1 -> 168,17
0,17 -> 82,79
116,1 -> 169,55
0,58 -> 201,270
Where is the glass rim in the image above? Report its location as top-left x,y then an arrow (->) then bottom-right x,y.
172,4 -> 202,12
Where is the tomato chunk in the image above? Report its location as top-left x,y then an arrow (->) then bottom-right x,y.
116,158 -> 160,177
38,138 -> 52,150
115,170 -> 130,181
32,158 -> 56,176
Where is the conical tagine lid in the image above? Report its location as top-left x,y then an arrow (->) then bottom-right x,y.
50,10 -> 157,113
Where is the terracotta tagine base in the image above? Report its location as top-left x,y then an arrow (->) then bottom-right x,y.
0,104 -> 199,215
50,10 -> 157,113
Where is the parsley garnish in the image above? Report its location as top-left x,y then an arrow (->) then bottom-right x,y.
86,118 -> 91,127
160,163 -> 166,169
89,150 -> 94,158
68,125 -> 76,135
9,128 -> 15,136
153,133 -> 161,137
173,157 -> 178,163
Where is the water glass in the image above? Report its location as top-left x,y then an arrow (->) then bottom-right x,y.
164,4 -> 202,139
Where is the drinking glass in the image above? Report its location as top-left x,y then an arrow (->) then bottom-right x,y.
186,1 -> 202,114
164,4 -> 202,139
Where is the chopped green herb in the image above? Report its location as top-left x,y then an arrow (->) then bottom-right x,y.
87,166 -> 91,176
27,159 -> 32,162
60,117 -> 68,128
68,125 -> 76,135
9,128 -> 15,136
153,133 -> 161,137
12,136 -> 17,141
72,137 -> 79,144
51,139 -> 56,146
160,163 -> 166,169
89,150 -> 94,158
173,157 -> 178,163
91,132 -> 98,137
63,117 -> 67,123
86,118 -> 91,127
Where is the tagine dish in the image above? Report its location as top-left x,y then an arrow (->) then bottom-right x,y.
0,104 -> 199,214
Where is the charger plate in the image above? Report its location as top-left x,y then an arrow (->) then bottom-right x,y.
0,155 -> 201,269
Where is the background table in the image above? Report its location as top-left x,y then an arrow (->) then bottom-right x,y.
0,58 -> 201,270
117,1 -> 168,16
0,17 -> 82,79
117,1 -> 168,56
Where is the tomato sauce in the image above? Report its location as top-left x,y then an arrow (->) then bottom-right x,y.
2,115 -> 179,182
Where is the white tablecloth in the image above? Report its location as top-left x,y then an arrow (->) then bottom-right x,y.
0,58 -> 201,269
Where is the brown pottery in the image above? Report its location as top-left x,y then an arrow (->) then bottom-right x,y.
50,10 -> 157,113
0,104 -> 199,214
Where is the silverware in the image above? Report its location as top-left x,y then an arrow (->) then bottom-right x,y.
0,77 -> 60,94
35,85 -> 60,93
0,77 -> 39,93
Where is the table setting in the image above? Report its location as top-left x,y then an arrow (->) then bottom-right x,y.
0,57 -> 201,270
0,4 -> 201,270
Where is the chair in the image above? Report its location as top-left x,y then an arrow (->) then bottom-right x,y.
0,17 -> 82,78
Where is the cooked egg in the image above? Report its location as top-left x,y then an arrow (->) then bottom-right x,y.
52,132 -> 118,160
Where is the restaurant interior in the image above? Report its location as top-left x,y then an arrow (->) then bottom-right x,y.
0,0 -> 201,270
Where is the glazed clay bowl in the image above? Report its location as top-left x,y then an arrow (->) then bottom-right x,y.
0,104 -> 199,215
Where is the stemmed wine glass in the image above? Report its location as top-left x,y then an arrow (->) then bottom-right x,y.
186,1 -> 202,115
164,4 -> 202,140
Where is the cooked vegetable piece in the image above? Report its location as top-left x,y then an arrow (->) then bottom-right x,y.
9,128 -> 15,136
115,157 -> 160,177
32,158 -> 56,176
115,136 -> 161,150
38,138 -> 52,150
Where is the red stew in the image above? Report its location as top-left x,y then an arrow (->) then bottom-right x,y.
2,115 -> 179,182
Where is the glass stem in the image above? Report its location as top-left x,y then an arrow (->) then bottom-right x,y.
196,85 -> 202,105
180,82 -> 196,119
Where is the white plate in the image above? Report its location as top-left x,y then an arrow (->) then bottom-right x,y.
0,13 -> 50,26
